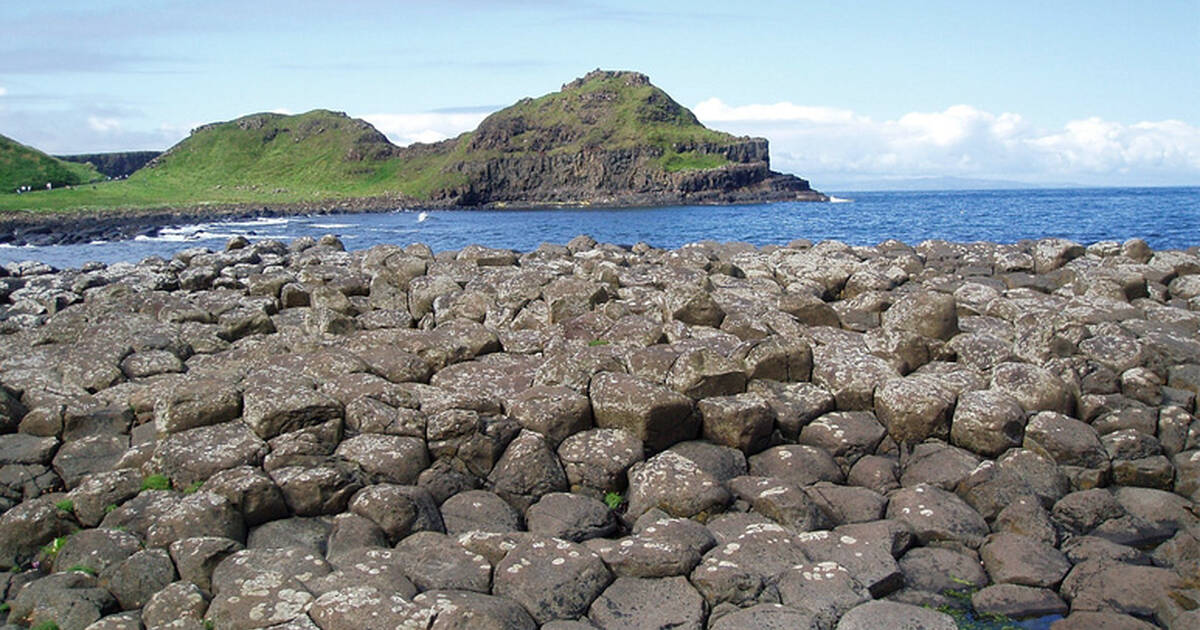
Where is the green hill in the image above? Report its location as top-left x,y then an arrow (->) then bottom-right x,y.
134,109 -> 399,195
0,134 -> 103,193
0,70 -> 821,213
0,110 -> 416,212
463,71 -> 735,165
435,70 -> 823,205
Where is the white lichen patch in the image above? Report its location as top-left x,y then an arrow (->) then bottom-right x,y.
239,571 -> 285,597
457,531 -> 487,544
247,587 -> 312,624
744,522 -> 787,535
312,586 -> 383,614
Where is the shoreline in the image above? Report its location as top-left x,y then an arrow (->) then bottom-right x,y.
0,188 -> 828,247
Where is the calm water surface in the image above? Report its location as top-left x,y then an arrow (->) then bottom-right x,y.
2,187 -> 1196,268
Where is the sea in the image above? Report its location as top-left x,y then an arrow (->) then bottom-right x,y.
1,186 -> 1197,269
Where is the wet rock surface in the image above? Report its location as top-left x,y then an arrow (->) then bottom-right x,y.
0,234 -> 1198,628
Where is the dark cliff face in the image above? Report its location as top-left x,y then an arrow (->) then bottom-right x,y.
56,151 -> 161,179
441,141 -> 817,206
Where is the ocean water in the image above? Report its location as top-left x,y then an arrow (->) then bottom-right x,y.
1,186 -> 1196,268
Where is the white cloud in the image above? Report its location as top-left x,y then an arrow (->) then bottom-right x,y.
693,98 -> 1200,186
0,86 -> 7,97
158,120 -> 205,139
693,98 -> 864,126
87,116 -> 121,133
362,111 -> 492,146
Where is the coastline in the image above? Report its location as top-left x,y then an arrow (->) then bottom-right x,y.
0,187 -> 828,247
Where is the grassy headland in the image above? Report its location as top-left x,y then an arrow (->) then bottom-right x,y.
0,70 -> 809,216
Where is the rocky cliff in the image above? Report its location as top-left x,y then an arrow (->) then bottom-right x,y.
416,70 -> 824,206
56,151 -> 161,179
439,141 -> 816,206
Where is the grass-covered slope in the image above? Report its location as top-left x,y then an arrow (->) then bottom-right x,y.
135,109 -> 396,195
0,70 -> 817,213
464,70 -> 736,166
0,134 -> 103,193
0,110 -> 415,212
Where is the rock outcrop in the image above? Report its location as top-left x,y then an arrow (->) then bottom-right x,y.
0,234 -> 1198,628
55,152 -> 161,180
425,70 -> 824,207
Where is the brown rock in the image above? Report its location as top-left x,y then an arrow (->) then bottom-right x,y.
590,372 -> 697,453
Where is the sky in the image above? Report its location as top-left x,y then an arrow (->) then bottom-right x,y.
1,0 -> 1197,189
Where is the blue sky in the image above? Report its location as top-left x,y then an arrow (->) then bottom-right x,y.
1,0 -> 1197,188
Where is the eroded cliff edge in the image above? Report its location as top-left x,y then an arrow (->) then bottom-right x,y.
423,70 -> 824,207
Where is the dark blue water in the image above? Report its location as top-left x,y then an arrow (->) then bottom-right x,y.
2,187 -> 1196,268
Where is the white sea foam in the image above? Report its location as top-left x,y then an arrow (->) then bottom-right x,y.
159,225 -> 208,237
145,228 -> 241,242
829,196 -> 853,203
417,212 -> 429,222
134,233 -> 195,242
190,232 -> 240,240
220,217 -> 290,227
310,223 -> 351,229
